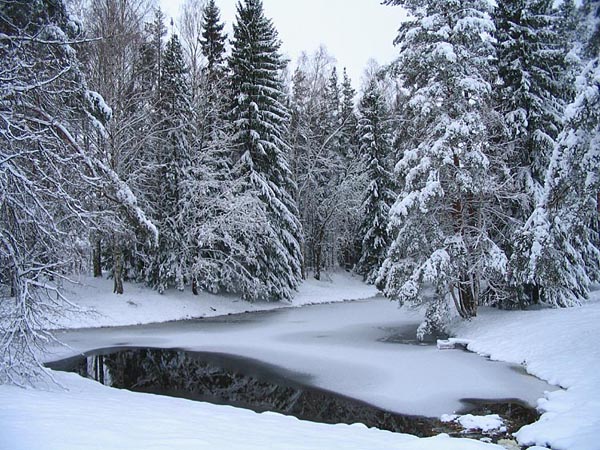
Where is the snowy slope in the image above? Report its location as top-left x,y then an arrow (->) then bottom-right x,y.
0,370 -> 503,450
2,273 -> 597,449
450,290 -> 600,450
50,271 -> 378,329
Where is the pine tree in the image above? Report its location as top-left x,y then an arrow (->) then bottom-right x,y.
228,0 -> 303,300
379,0 -> 507,332
200,0 -> 227,77
183,0 -> 239,296
324,67 -> 341,153
146,32 -> 194,293
495,0 -> 565,181
197,0 -> 228,146
514,0 -> 600,307
148,7 -> 167,93
336,69 -> 362,269
356,77 -> 396,283
495,0 -> 572,193
339,68 -> 358,159
494,0 -> 577,305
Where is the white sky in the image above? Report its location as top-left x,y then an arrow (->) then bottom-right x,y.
159,0 -> 407,89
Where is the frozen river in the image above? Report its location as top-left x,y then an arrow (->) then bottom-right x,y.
47,297 -> 552,417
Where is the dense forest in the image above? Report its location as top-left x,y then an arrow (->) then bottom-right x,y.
0,0 -> 599,382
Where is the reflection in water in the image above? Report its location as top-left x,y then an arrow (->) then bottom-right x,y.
50,347 -> 537,441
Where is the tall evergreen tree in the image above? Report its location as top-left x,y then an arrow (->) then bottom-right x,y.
136,7 -> 167,97
146,32 -> 194,292
356,77 -> 396,283
339,68 -> 358,159
197,0 -> 228,146
494,0 -> 577,305
495,0 -> 569,190
228,0 -> 302,300
335,69 -> 363,269
324,67 -> 341,154
200,0 -> 227,76
514,0 -> 600,307
379,0 -> 507,334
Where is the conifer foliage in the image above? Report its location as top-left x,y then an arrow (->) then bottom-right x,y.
379,0 -> 508,329
517,1 -> 600,307
2,0 -> 598,385
494,0 -> 570,193
200,0 -> 227,75
356,77 -> 396,284
228,0 -> 303,300
494,0 -> 576,305
147,32 -> 194,293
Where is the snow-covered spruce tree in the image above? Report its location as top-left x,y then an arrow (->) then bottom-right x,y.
336,68 -> 363,269
513,1 -> 600,307
339,68 -> 359,159
495,0 -> 572,190
0,0 -> 156,384
197,0 -> 228,145
356,77 -> 396,284
183,0 -> 265,298
494,0 -> 576,305
324,67 -> 342,157
228,0 -> 302,300
379,0 -> 508,335
200,0 -> 227,76
181,0 -> 236,296
145,32 -> 194,293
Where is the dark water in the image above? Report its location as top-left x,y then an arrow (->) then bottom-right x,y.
48,347 -> 538,441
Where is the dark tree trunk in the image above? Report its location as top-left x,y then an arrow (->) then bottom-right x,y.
192,278 -> 199,296
450,154 -> 479,319
300,241 -> 307,280
313,224 -> 327,281
456,275 -> 477,319
314,247 -> 321,281
113,241 -> 124,295
93,239 -> 102,278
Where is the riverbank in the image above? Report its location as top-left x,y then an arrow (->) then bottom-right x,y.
1,276 -> 598,449
48,271 -> 379,329
2,274 -> 507,450
449,290 -> 600,450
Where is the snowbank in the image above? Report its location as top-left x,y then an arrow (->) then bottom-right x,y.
50,271 -> 378,329
450,291 -> 600,450
0,371 -> 504,450
441,414 -> 506,434
3,272 -> 597,449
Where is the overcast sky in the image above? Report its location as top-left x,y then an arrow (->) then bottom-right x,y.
159,0 -> 407,90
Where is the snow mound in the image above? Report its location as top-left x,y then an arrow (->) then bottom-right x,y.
441,414 -> 506,433
450,291 -> 600,450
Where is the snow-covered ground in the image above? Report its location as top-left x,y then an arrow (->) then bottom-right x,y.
49,271 -> 379,329
1,274 -> 598,450
0,370 -> 503,450
449,290 -> 600,450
